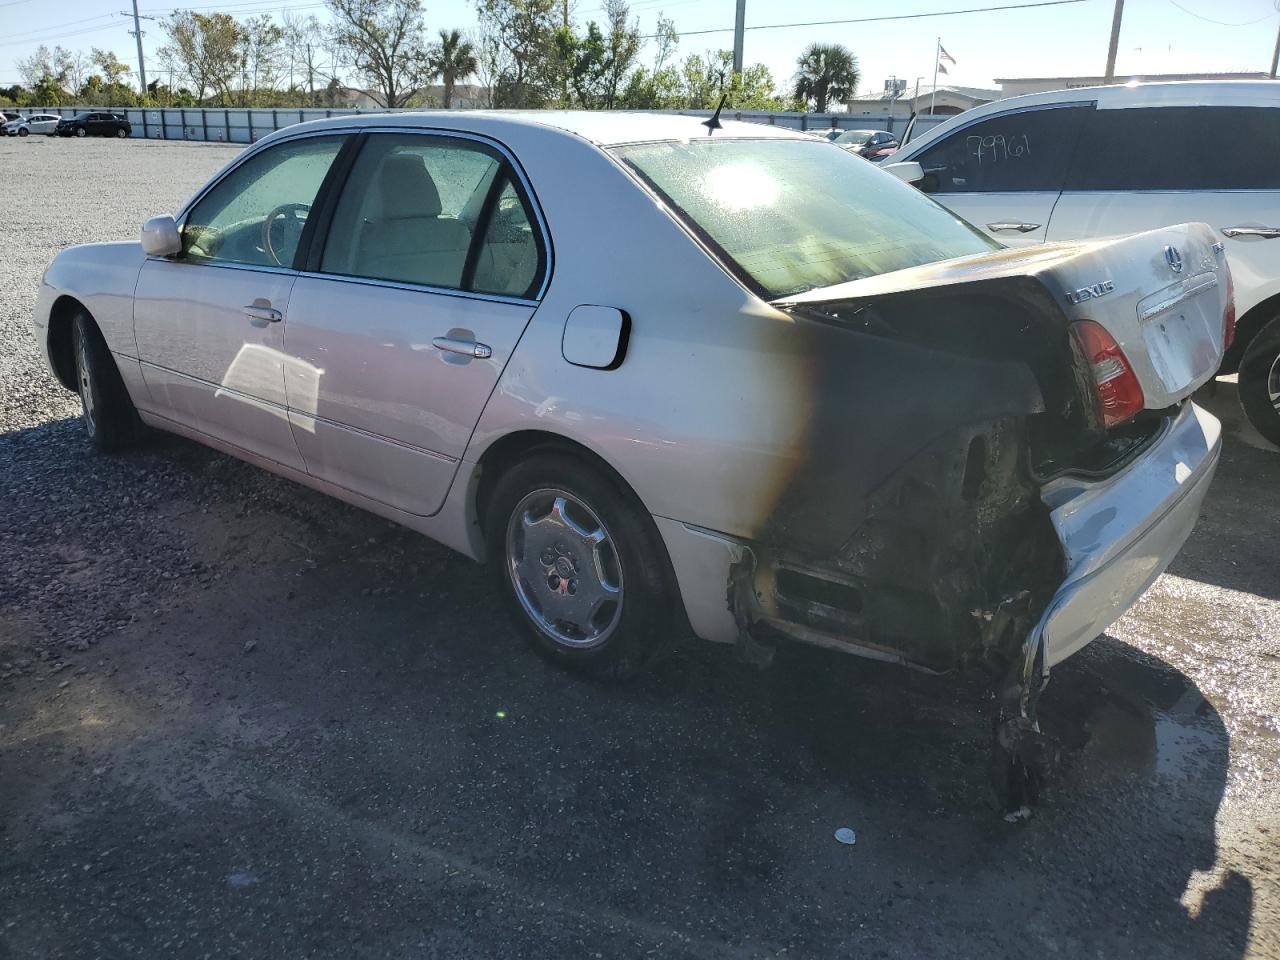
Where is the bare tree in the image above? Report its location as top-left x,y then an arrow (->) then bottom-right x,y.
283,12 -> 325,103
326,0 -> 431,107
241,14 -> 286,103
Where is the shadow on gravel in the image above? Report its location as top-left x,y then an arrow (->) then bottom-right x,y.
0,416 -> 1255,958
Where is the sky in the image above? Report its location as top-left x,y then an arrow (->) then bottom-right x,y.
1,0 -> 1277,98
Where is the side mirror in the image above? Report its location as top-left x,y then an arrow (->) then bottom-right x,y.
882,161 -> 924,185
141,215 -> 181,257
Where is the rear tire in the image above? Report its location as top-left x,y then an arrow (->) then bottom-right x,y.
1238,316 -> 1280,447
115,127 -> 127,138
71,312 -> 138,453
486,452 -> 676,679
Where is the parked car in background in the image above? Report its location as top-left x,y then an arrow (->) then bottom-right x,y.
5,113 -> 60,137
1,109 -> 21,124
887,80 -> 1280,444
830,128 -> 900,159
56,112 -> 131,138
32,112 -> 1228,806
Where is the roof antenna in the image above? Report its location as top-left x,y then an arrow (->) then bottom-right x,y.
702,94 -> 728,133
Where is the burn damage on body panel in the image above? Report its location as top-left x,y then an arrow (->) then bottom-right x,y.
729,274 -> 1152,810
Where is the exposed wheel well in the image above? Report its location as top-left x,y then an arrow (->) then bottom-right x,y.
46,295 -> 89,392
1224,292 -> 1280,374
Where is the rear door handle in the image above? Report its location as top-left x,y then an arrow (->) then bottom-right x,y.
432,336 -> 492,359
243,303 -> 282,323
1222,225 -> 1280,239
986,221 -> 1041,233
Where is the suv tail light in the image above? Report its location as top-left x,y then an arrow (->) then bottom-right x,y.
1074,320 -> 1145,429
1222,265 -> 1237,351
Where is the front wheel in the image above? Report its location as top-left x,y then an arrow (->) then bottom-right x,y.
1238,316 -> 1280,447
71,313 -> 139,452
17,127 -> 28,137
74,126 -> 86,138
487,453 -> 677,678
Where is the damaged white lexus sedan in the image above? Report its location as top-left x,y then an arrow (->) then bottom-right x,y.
33,112 -> 1229,804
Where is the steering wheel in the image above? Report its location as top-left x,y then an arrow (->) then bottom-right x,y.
262,202 -> 311,266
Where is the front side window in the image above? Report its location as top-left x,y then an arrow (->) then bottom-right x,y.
615,138 -> 996,300
182,135 -> 344,268
1067,106 -> 1280,190
913,105 -> 1090,194
320,132 -> 544,298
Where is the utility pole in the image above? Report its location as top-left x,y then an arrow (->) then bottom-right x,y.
1103,0 -> 1124,83
1270,21 -> 1280,79
130,0 -> 148,94
732,0 -> 746,75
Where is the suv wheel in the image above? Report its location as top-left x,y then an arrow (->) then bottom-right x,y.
487,452 -> 676,678
71,312 -> 139,452
1239,316 -> 1280,447
17,127 -> 28,137
115,127 -> 127,138
74,126 -> 86,138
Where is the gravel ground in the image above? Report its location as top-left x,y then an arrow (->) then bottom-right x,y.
1,137 -> 1278,960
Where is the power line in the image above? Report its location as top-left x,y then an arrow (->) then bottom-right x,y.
1165,0 -> 1275,26
639,0 -> 1091,39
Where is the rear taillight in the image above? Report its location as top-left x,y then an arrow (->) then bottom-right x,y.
1074,320 -> 1145,429
1222,265 -> 1237,351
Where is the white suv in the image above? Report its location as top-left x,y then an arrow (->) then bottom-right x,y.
890,81 -> 1280,444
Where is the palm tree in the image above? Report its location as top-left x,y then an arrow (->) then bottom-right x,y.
427,29 -> 479,110
793,43 -> 859,114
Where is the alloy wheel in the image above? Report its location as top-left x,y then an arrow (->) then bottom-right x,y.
505,488 -> 624,648
75,327 -> 96,435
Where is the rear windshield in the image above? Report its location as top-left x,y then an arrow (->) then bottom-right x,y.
614,138 -> 995,299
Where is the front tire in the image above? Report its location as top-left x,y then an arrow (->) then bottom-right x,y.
71,312 -> 138,453
1238,316 -> 1280,447
487,452 -> 677,678
74,126 -> 86,138
17,127 -> 28,137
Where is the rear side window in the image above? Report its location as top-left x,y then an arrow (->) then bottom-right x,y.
1066,107 -> 1280,190
914,105 -> 1089,194
616,138 -> 996,299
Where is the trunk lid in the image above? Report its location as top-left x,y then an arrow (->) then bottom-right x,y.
778,222 -> 1230,414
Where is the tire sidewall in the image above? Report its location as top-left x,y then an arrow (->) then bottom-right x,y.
485,452 -> 674,677
71,312 -> 136,452
1238,317 -> 1280,447
17,127 -> 28,137
75,126 -> 86,138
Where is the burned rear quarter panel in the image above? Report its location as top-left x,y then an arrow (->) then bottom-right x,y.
467,128 -> 1053,555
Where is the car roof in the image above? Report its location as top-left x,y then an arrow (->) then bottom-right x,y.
264,109 -> 812,149
902,80 -> 1280,154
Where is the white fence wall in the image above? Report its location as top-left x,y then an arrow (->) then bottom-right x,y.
28,106 -> 950,145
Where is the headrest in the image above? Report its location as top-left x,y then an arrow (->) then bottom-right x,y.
374,154 -> 443,219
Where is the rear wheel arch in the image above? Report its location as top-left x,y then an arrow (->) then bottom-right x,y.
474,431 -> 650,541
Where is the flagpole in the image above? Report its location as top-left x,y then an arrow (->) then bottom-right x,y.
930,37 -> 939,116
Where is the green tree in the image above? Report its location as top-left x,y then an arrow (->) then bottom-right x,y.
159,12 -> 246,104
427,28 -> 478,108
792,42 -> 858,113
241,14 -> 286,104
475,0 -> 559,108
326,0 -> 431,108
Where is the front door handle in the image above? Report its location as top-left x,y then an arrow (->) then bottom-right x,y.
243,303 -> 282,323
432,336 -> 492,359
1222,225 -> 1280,240
986,221 -> 1041,233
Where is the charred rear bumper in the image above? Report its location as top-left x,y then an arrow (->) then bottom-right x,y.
655,401 -> 1220,673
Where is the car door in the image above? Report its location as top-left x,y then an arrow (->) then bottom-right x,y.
282,130 -> 549,516
133,133 -> 349,471
1048,104 -> 1280,319
908,104 -> 1090,247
